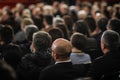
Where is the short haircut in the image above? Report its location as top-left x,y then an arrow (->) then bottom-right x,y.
71,33 -> 87,51
101,30 -> 120,50
98,18 -> 108,31
48,28 -> 64,42
107,19 -> 120,34
0,25 -> 14,44
24,25 -> 39,41
73,20 -> 90,37
43,15 -> 53,25
21,18 -> 34,29
32,31 -> 52,51
53,38 -> 72,58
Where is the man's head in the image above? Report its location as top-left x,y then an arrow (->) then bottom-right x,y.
51,38 -> 72,61
101,30 -> 120,54
70,33 -> 87,51
0,25 -> 14,45
43,15 -> 53,26
31,31 -> 52,53
107,19 -> 120,34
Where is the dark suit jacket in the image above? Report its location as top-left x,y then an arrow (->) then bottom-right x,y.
88,50 -> 120,80
39,62 -> 86,80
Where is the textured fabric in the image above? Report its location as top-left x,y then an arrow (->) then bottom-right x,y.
70,52 -> 91,64
17,51 -> 53,80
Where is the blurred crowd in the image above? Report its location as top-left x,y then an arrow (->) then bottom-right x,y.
0,0 -> 120,80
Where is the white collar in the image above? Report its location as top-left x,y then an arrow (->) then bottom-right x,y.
55,59 -> 71,64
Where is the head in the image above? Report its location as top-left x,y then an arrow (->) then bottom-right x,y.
0,61 -> 16,80
73,20 -> 90,37
31,31 -> 52,53
47,28 -> 64,42
77,10 -> 87,20
43,15 -> 53,26
56,23 -> 69,40
70,33 -> 87,51
0,25 -> 14,45
63,15 -> 74,32
51,38 -> 72,61
97,18 -> 108,32
85,16 -> 97,33
101,30 -> 120,54
24,25 -> 39,41
107,19 -> 120,34
21,18 -> 34,31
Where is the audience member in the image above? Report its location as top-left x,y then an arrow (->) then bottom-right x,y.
17,31 -> 54,80
70,32 -> 91,64
47,28 -> 64,42
42,15 -> 53,32
88,30 -> 120,80
73,20 -> 90,37
39,38 -> 86,80
0,25 -> 23,70
56,23 -> 69,40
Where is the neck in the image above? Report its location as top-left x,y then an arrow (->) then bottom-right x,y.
55,57 -> 70,62
103,48 -> 110,54
72,47 -> 82,53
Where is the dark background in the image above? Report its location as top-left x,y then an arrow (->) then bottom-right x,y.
0,0 -> 119,8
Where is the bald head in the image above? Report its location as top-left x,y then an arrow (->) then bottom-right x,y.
52,38 -> 72,59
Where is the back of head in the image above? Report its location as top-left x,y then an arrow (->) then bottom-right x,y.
73,20 -> 90,37
52,38 -> 72,59
32,31 -> 52,52
107,19 -> 120,34
21,18 -> 34,30
101,30 -> 120,50
43,15 -> 53,25
56,23 -> 69,40
0,25 -> 14,44
97,18 -> 108,31
0,61 -> 16,80
47,28 -> 64,42
71,33 -> 87,51
85,16 -> 97,33
24,25 -> 39,41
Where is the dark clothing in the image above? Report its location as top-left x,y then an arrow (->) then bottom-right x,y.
32,16 -> 43,30
88,50 -> 120,80
17,51 -> 53,80
0,17 -> 20,34
0,43 -> 23,70
39,62 -> 86,80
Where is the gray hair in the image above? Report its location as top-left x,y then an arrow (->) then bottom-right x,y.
32,31 -> 52,52
101,30 -> 120,50
24,25 -> 39,41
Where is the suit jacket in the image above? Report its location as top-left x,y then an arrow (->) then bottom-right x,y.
88,50 -> 120,80
39,62 -> 86,80
17,51 -> 54,80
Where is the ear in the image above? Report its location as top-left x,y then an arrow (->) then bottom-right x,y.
30,43 -> 35,53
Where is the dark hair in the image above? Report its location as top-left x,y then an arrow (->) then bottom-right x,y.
0,61 -> 17,80
48,28 -> 64,42
71,33 -> 87,51
32,31 -> 52,51
73,20 -> 90,37
63,15 -> 74,35
0,25 -> 14,44
85,16 -> 97,33
101,30 -> 120,50
97,18 -> 108,31
107,19 -> 120,34
56,23 -> 69,40
43,15 -> 53,25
